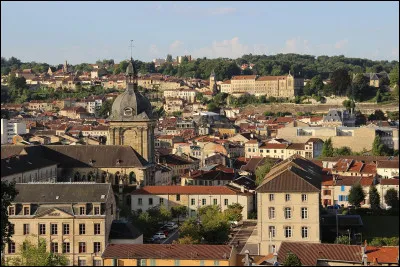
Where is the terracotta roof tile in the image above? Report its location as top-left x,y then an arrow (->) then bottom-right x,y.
380,179 -> 399,185
366,246 -> 399,264
377,160 -> 399,169
102,244 -> 233,260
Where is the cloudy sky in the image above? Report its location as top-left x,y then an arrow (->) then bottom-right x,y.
1,1 -> 399,65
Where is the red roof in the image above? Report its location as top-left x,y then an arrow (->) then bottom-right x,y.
366,246 -> 399,264
102,244 -> 233,260
380,179 -> 399,185
132,186 -> 246,195
259,143 -> 287,149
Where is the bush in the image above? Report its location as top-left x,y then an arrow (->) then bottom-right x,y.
248,211 -> 257,219
369,237 -> 399,246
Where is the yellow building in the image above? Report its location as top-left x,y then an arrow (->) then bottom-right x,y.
256,155 -> 322,255
102,244 -> 237,266
5,183 -> 116,266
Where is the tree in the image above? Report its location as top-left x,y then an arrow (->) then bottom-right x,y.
255,160 -> 273,186
171,205 -> 187,224
384,188 -> 399,209
335,235 -> 351,245
321,138 -> 334,157
200,205 -> 230,244
207,102 -> 219,112
159,205 -> 172,224
369,185 -> 380,210
166,54 -> 173,63
224,203 -> 244,222
334,146 -> 352,156
174,235 -> 200,245
386,111 -> 399,121
342,99 -> 355,111
6,237 -> 68,266
178,218 -> 202,243
372,135 -> 386,156
348,183 -> 366,207
1,181 -> 18,252
389,64 -> 399,87
283,251 -> 302,266
331,68 -> 351,96
96,100 -> 113,118
368,110 -> 386,121
376,89 -> 382,103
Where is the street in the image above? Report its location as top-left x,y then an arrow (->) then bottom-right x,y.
228,221 -> 257,253
162,228 -> 179,244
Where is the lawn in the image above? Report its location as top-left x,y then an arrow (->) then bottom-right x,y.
361,215 -> 399,241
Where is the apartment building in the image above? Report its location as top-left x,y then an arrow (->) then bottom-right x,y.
163,89 -> 196,103
130,185 -> 253,220
376,160 -> 399,178
256,155 -> 322,255
102,244 -> 237,266
230,75 -> 257,94
1,119 -> 27,144
244,138 -> 323,159
322,109 -> 356,127
277,126 -> 398,152
4,183 -> 116,266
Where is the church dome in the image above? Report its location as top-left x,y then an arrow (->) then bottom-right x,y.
108,59 -> 153,121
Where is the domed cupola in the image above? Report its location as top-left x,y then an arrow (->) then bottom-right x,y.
108,58 -> 153,121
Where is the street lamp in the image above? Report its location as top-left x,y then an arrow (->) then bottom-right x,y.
347,229 -> 351,245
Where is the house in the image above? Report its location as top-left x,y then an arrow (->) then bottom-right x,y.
130,185 -> 254,219
4,183 -> 116,266
376,179 -> 399,209
322,108 -> 356,127
158,154 -> 199,178
102,244 -> 237,266
256,155 -> 322,254
180,168 -> 235,186
333,175 -> 375,207
376,160 -> 399,178
275,241 -> 399,266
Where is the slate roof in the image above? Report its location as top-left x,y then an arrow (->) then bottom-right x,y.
13,183 -> 112,203
256,155 -> 322,193
1,155 -> 58,178
102,244 -> 233,260
132,186 -> 251,196
0,145 -> 149,168
109,220 -> 142,240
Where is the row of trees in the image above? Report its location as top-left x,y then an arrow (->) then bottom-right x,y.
348,184 -> 398,209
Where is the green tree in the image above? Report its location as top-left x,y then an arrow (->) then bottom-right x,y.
342,99 -> 355,111
372,135 -> 386,156
166,54 -> 173,63
321,138 -> 334,157
178,218 -> 202,243
200,205 -> 230,244
376,89 -> 382,103
174,235 -> 200,245
283,251 -> 302,266
331,68 -> 351,96
255,160 -> 273,186
335,235 -> 351,245
384,188 -> 399,209
334,146 -> 352,156
207,102 -> 219,112
171,205 -> 188,224
386,111 -> 399,121
389,64 -> 399,87
368,110 -> 386,121
224,203 -> 244,222
6,237 -> 68,266
96,100 -> 113,118
1,181 -> 18,252
159,205 -> 172,224
348,183 -> 366,207
369,185 -> 380,210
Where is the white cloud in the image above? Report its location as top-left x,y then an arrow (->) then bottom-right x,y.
207,7 -> 236,15
169,40 -> 184,53
335,39 -> 348,49
191,37 -> 250,59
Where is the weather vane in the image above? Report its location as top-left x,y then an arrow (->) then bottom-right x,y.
129,40 -> 134,59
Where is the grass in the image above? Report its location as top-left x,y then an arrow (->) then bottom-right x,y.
361,215 -> 399,241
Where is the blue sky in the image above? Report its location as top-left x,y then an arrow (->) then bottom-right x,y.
1,1 -> 399,65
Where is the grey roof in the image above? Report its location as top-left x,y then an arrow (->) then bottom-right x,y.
109,220 -> 142,240
13,183 -> 112,203
323,109 -> 343,122
1,154 -> 58,178
1,145 -> 149,168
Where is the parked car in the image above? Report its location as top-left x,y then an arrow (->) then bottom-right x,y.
164,222 -> 178,230
153,232 -> 167,240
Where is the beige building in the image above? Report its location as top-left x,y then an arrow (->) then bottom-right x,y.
27,100 -> 54,111
221,80 -> 232,94
256,155 -> 322,255
276,126 -> 398,152
231,75 -> 257,94
376,179 -> 399,209
163,89 -> 196,103
5,183 -> 116,266
376,160 -> 399,178
130,185 -> 254,220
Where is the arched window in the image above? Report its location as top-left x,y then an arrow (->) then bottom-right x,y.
74,172 -> 81,182
129,172 -> 136,184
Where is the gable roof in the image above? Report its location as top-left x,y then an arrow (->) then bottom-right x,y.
131,185 -> 250,196
13,183 -> 112,203
1,154 -> 57,178
102,244 -> 233,260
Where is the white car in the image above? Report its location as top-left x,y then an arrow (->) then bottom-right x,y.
164,222 -> 178,230
153,232 -> 167,240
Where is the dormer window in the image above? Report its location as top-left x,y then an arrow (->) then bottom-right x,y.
79,207 -> 85,215
124,107 -> 133,116
24,207 -> 30,215
9,206 -> 15,216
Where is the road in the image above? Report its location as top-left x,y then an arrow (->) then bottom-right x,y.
228,221 -> 257,253
162,228 -> 179,244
